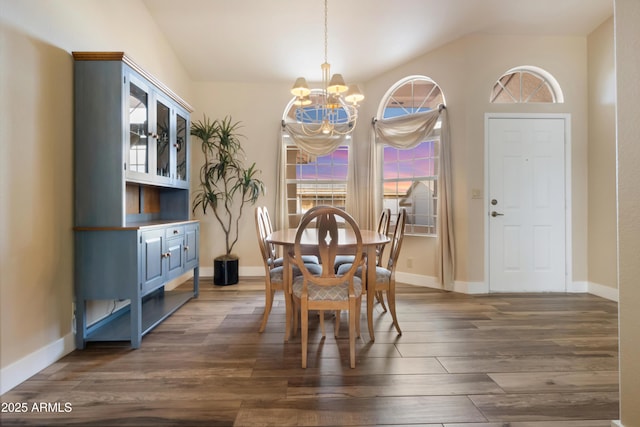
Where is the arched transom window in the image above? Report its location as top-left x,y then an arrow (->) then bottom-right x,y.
491,66 -> 563,103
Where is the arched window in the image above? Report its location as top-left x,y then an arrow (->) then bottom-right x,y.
281,90 -> 351,228
378,76 -> 445,235
491,66 -> 563,103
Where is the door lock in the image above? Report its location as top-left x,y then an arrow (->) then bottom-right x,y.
491,211 -> 504,217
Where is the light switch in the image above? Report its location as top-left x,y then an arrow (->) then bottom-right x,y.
471,188 -> 483,199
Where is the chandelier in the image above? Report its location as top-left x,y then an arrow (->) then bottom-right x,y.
290,0 -> 364,136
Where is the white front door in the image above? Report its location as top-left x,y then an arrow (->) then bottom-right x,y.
487,116 -> 567,292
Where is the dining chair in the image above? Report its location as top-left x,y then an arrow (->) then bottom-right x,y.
333,208 -> 390,273
338,208 -> 406,335
255,206 -> 321,333
289,206 -> 365,368
262,206 -> 319,267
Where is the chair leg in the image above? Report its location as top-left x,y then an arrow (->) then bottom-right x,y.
349,297 -> 357,368
355,298 -> 361,338
301,299 -> 309,369
334,310 -> 340,337
285,291 -> 292,341
377,290 -> 387,312
388,280 -> 401,335
259,288 -> 275,333
292,299 -> 299,338
367,290 -> 375,342
319,311 -> 325,337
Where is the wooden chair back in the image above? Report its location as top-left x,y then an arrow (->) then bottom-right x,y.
254,206 -> 271,269
387,208 -> 407,272
261,206 -> 280,263
293,206 -> 363,287
376,208 -> 391,265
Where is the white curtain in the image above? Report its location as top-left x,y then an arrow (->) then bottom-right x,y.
275,127 -> 288,231
283,123 -> 350,155
371,106 -> 455,290
276,122 -> 358,229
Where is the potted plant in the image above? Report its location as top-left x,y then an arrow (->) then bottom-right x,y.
191,115 -> 265,285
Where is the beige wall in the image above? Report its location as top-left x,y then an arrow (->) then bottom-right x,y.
191,33 -> 593,286
353,34 -> 590,285
0,0 -> 192,377
587,17 -> 618,291
615,0 -> 640,424
188,81 -> 294,270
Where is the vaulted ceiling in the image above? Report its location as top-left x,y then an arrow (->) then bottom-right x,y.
142,0 -> 613,84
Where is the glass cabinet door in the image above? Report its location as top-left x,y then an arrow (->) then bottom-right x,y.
128,82 -> 149,174
156,99 -> 171,178
176,113 -> 188,182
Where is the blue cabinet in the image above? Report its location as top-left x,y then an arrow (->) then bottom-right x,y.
141,228 -> 166,295
73,52 -> 199,349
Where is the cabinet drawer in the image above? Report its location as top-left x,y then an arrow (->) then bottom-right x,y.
165,226 -> 184,239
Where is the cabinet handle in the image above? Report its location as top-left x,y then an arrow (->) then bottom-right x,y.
173,230 -> 179,234
184,246 -> 189,251
161,252 -> 171,258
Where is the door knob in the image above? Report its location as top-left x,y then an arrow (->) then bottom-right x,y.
491,211 -> 504,217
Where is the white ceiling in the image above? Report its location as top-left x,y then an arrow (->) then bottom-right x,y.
142,0 -> 613,84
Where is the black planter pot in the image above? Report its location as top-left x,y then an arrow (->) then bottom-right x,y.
214,256 -> 239,286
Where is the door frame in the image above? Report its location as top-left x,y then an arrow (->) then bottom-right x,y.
484,113 -> 573,292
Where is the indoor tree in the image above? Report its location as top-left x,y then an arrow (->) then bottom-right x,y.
191,115 -> 265,284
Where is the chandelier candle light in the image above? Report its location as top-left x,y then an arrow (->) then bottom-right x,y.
290,0 -> 364,136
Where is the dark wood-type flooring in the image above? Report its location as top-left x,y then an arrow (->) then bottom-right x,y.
1,278 -> 619,426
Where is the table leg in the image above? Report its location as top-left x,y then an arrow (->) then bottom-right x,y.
284,251 -> 291,342
366,245 -> 376,342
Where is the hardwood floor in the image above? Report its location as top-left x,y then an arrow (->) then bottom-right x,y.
1,278 -> 619,426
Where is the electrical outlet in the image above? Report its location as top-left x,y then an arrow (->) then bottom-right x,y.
407,257 -> 413,268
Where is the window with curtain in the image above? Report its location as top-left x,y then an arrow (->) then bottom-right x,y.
281,89 -> 352,229
380,76 -> 444,235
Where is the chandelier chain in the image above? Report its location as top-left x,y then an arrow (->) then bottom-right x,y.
324,0 -> 328,64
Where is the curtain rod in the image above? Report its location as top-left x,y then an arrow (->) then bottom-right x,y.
371,104 -> 446,124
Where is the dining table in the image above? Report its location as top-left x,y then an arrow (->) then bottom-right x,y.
266,227 -> 390,342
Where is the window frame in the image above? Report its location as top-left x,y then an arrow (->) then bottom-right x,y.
490,65 -> 564,104
377,75 -> 445,237
281,136 -> 351,229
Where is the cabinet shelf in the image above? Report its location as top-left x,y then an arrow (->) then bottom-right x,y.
85,290 -> 193,343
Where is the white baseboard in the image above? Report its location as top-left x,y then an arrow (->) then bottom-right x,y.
197,266 -> 264,279
395,273 -> 489,294
454,280 -> 489,294
197,266 -> 621,303
611,420 -> 623,427
567,280 -> 588,293
588,281 -> 619,302
395,272 -> 440,288
1,332 -> 75,395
